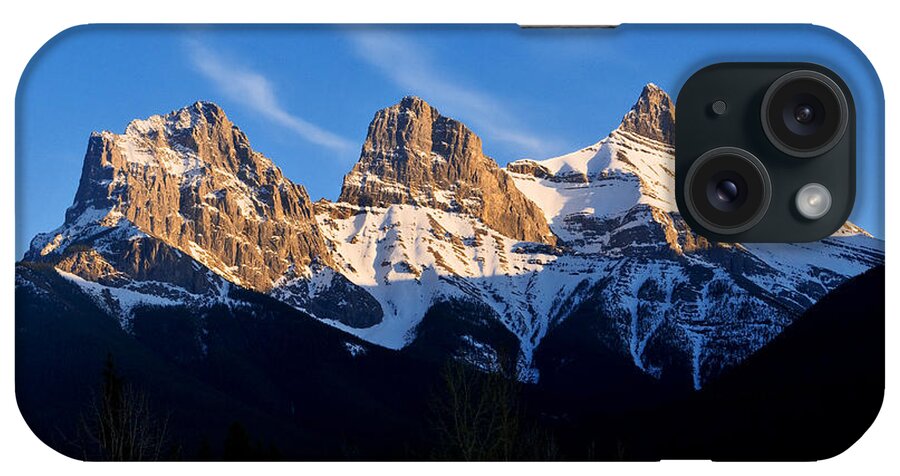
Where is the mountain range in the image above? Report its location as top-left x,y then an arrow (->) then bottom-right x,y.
15,84 -> 885,459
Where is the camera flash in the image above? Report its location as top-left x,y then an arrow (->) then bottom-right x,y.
795,183 -> 832,220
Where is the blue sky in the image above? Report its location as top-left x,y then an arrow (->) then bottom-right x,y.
16,25 -> 884,257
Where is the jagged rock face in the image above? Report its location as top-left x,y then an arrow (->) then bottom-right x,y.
504,160 -> 552,179
30,102 -> 331,292
54,233 -> 220,295
271,266 -> 384,328
619,83 -> 676,144
338,96 -> 556,245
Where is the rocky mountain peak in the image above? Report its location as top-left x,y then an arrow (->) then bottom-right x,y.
32,102 -> 332,292
123,101 -> 227,136
359,95 -> 465,164
339,97 -> 556,245
618,83 -> 676,144
397,94 -> 434,113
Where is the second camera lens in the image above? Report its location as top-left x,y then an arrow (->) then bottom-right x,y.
707,173 -> 748,212
793,104 -> 815,124
761,70 -> 849,158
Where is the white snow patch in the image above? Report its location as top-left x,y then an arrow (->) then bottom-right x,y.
57,269 -> 182,328
344,341 -> 367,357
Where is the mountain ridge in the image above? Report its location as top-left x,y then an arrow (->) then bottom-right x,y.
18,85 -> 884,389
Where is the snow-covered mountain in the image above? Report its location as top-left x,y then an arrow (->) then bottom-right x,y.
502,85 -> 883,386
17,86 -> 884,389
24,101 -> 379,327
310,85 -> 882,386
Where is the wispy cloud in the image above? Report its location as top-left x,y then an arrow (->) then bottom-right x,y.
186,39 -> 354,152
350,32 -> 557,158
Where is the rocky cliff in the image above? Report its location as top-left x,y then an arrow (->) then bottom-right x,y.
338,96 -> 556,245
29,101 -> 331,292
619,83 -> 676,144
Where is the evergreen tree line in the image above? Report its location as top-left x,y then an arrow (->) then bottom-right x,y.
68,351 -> 567,460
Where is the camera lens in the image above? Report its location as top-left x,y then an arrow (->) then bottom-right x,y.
716,180 -> 739,203
684,147 -> 771,235
793,104 -> 815,124
707,174 -> 747,212
761,70 -> 849,158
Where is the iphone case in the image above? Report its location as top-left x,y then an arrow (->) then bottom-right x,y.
15,24 -> 885,461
